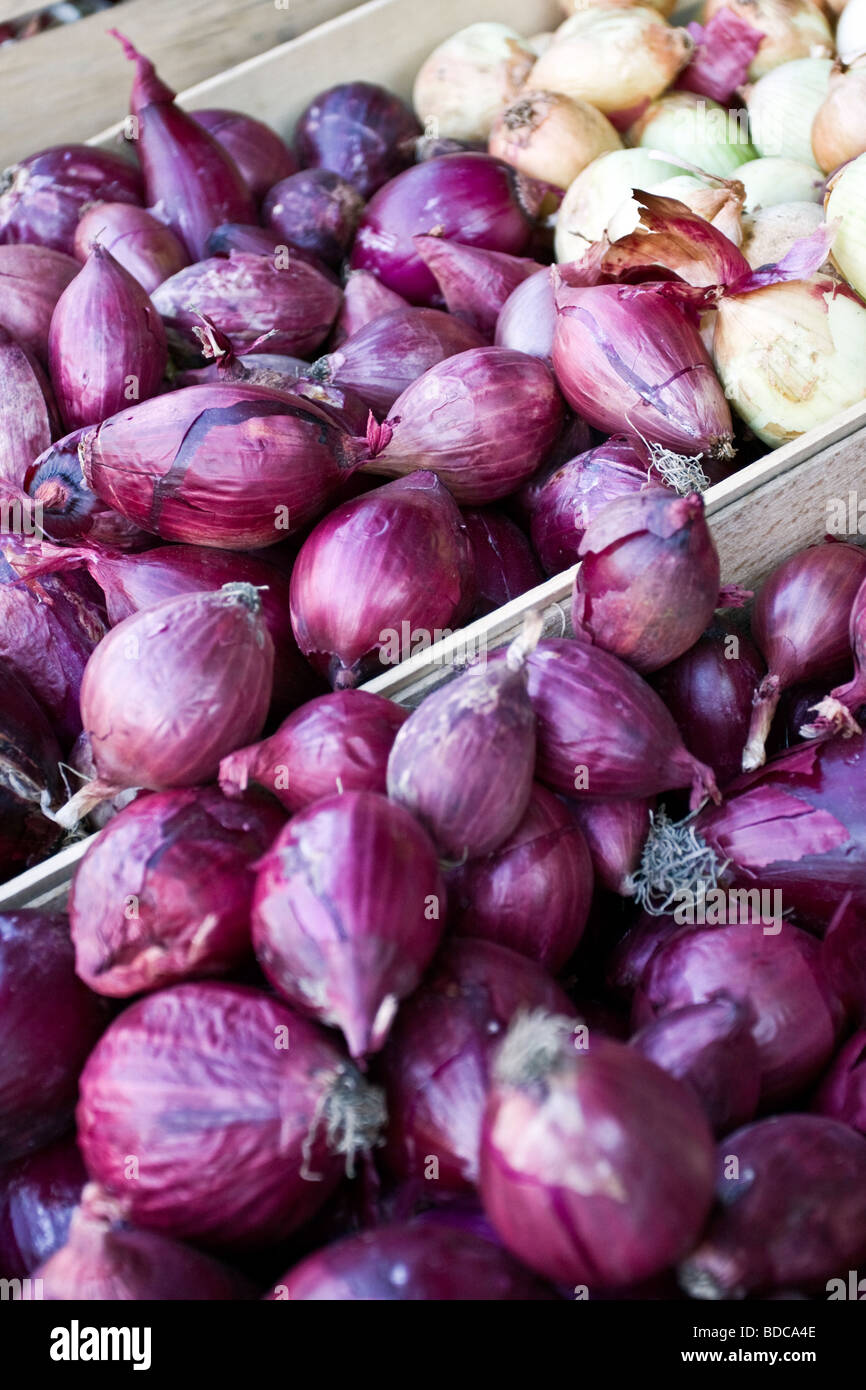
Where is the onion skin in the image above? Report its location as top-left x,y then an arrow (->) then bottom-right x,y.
268,1222 -> 556,1300
295,81 -> 420,198
0,144 -> 143,254
0,245 -> 79,363
815,1029 -> 866,1136
252,791 -> 445,1058
462,508 -> 543,617
332,269 -> 408,347
77,982 -> 383,1248
448,784 -> 593,969
480,1012 -> 715,1287
69,786 -> 285,998
349,154 -> 533,304
0,325 -> 59,488
48,243 -> 167,431
191,108 -> 298,201
81,383 -> 361,549
413,236 -> 541,338
680,1115 -> 866,1298
803,575 -> 866,738
811,62 -> 866,174
0,911 -> 108,1163
24,431 -> 149,548
219,690 -> 407,812
702,0 -> 833,81
289,471 -> 474,689
0,666 -> 64,874
569,796 -> 653,895
0,1137 -> 86,1279
607,911 -> 686,998
489,90 -> 622,190
529,9 -> 694,116
263,169 -> 364,269
494,268 -> 556,362
677,11 -> 763,104
365,346 -> 564,504
73,202 -> 189,294
381,938 -> 573,1191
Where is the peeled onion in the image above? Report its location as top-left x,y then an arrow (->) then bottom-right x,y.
488,90 -> 621,190
412,23 -> 535,143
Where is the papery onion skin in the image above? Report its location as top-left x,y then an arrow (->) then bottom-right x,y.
219,690 -> 407,812
489,90 -> 622,191
0,245 -> 79,363
702,0 -> 833,81
24,431 -> 153,549
295,81 -> 420,198
73,202 -> 189,294
494,268 -> 556,362
263,170 -> 364,269
289,471 -> 474,689
0,666 -> 64,874
69,786 -> 285,997
0,910 -> 108,1163
381,938 -> 573,1191
77,983 -> 384,1248
332,269 -> 408,347
677,10 -> 763,104
554,148 -> 690,259
462,508 -> 543,617
252,791 -> 444,1059
191,108 -> 298,201
569,797 -> 653,896
826,152 -> 866,302
0,325 -> 58,488
0,1136 -> 86,1279
680,1115 -> 866,1298
811,64 -> 866,175
814,1029 -> 866,1136
0,145 -> 143,254
412,23 -> 536,144
412,236 -> 541,339
480,1011 -> 715,1287
447,783 -> 593,969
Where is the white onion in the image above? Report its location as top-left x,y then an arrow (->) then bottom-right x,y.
629,91 -> 757,179
489,90 -> 622,190
825,152 -> 866,300
811,60 -> 866,174
741,201 -> 825,268
746,58 -> 833,165
526,31 -> 555,58
554,148 -> 689,259
737,157 -> 825,211
837,0 -> 866,65
412,22 -> 536,142
713,276 -> 866,445
558,0 -> 676,15
703,0 -> 834,80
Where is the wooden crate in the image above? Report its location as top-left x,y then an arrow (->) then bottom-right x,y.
1,0 -> 865,909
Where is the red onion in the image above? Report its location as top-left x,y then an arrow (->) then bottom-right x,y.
801,574 -> 866,740
0,245 -> 78,362
573,490 -> 722,674
652,624 -> 766,789
607,911 -> 684,998
349,154 -> 534,303
0,910 -> 107,1163
263,170 -> 365,269
553,271 -> 734,465
332,269 -> 409,347
81,383 -> 362,549
631,998 -> 760,1135
294,81 -> 420,198
0,325 -> 58,488
77,982 -> 386,1248
480,1011 -> 715,1286
524,638 -> 720,810
24,431 -> 149,548
413,235 -> 541,338
0,1137 -> 86,1278
494,267 -> 556,362
743,541 -> 866,770
822,900 -> 866,1025
34,1184 -> 254,1300
815,1029 -> 866,1136
678,12 -> 763,105
680,1115 -> 866,1298
269,1221 -> 555,1300
151,251 -> 341,361
219,689 -> 407,812
448,784 -> 593,969
58,583 -> 273,827
462,508 -> 542,617
364,346 -> 563,504
191,108 -> 298,202
569,797 -> 653,896
73,202 -> 189,294
69,786 -> 284,997
312,307 -> 485,416
111,31 -> 255,259
252,791 -> 444,1058
0,145 -> 143,254
387,625 -> 538,860
205,221 -> 281,257
48,243 -> 167,431
289,471 -> 473,688
382,938 -> 573,1191
634,923 -> 842,1103
601,191 -> 751,291
0,666 -> 63,874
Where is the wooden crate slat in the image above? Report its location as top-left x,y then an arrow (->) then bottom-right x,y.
0,2 -> 40,25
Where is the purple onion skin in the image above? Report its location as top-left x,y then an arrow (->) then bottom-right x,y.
462,508 -> 543,617
652,625 -> 766,788
74,202 -> 189,294
115,33 -> 256,259
289,471 -> 474,689
350,154 -> 534,304
268,1222 -> 556,1300
607,912 -> 685,998
480,1015 -> 715,1288
413,236 -> 541,339
822,903 -> 866,1025
0,245 -> 79,363
633,923 -> 842,1105
263,169 -> 365,269
0,666 -> 64,874
252,791 -> 445,1059
0,911 -> 108,1163
69,786 -> 285,998
48,243 -> 167,431
0,145 -> 143,253
814,1029 -> 866,1136
204,223 -> 339,283
822,575 -> 866,723
0,325 -> 59,488
448,784 -> 593,970
219,689 -> 407,812
680,1115 -> 866,1299
524,639 -> 719,811
568,796 -> 652,895
332,269 -> 409,346
295,82 -> 420,198
77,983 -> 375,1249
0,1136 -> 86,1279
315,307 -> 486,416
381,938 -> 573,1191
24,430 -> 149,548
192,108 -> 298,202
81,383 -> 361,549
631,998 -> 761,1136
495,268 -> 556,361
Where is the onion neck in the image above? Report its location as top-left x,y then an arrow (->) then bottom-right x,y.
742,672 -> 781,772
632,808 -> 724,916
